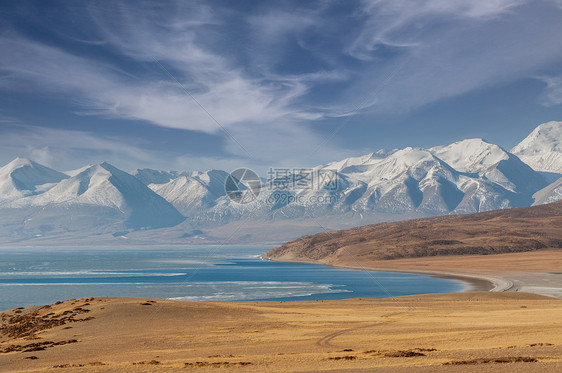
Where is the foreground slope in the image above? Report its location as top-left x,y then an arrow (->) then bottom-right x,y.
1,294 -> 561,372
266,201 -> 562,262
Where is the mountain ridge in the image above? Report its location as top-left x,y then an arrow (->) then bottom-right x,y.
0,121 -> 561,243
1,162 -> 184,238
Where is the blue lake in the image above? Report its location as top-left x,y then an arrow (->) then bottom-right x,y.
0,246 -> 465,311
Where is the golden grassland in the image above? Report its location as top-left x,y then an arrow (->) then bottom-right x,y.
1,292 -> 561,372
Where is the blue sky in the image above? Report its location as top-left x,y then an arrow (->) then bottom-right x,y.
1,0 -> 562,173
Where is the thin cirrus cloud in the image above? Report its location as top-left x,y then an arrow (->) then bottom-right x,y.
0,0 -> 349,168
0,120 -> 318,175
0,35 -> 318,135
0,120 -> 162,170
538,75 -> 562,107
346,0 -> 526,60
1,0 -> 562,171
339,0 -> 562,115
0,1 -> 341,135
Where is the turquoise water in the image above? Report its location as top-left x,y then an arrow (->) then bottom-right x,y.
0,246 -> 465,311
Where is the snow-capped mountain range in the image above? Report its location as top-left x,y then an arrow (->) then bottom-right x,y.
0,160 -> 184,238
1,121 -> 561,243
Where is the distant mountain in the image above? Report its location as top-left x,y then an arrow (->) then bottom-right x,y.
512,121 -> 562,174
146,170 -> 229,216
333,148 -> 470,213
0,161 -> 184,240
1,120 -> 562,243
430,138 -> 509,174
533,177 -> 562,206
333,146 -> 529,214
235,145 -> 542,219
0,158 -> 68,204
431,139 -> 546,194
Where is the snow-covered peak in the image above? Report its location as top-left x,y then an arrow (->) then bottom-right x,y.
533,176 -> 562,206
147,169 -> 230,215
196,170 -> 229,197
380,147 -> 441,166
511,121 -> 562,173
430,138 -> 509,174
512,121 -> 562,153
28,163 -> 124,207
340,147 -> 449,182
20,162 -> 184,229
1,158 -> 63,177
386,147 -> 434,163
0,158 -> 68,203
323,153 -> 375,171
64,164 -> 94,177
3,157 -> 33,169
324,149 -> 402,172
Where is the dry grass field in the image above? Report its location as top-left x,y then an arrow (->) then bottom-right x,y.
1,293 -> 561,372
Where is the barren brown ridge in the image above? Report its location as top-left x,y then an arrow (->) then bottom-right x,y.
265,201 -> 562,263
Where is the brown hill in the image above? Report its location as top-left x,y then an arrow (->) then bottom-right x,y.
265,201 -> 562,263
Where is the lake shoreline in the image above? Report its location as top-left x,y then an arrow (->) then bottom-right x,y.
262,249 -> 562,299
264,257 -> 495,294
0,246 -> 467,311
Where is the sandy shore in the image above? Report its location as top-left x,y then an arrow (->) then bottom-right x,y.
361,250 -> 562,299
1,293 -> 561,372
265,249 -> 562,299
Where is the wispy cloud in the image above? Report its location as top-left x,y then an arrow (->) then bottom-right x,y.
1,0 -> 562,170
1,1 -> 346,131
538,75 -> 562,106
0,120 -> 161,170
347,0 -> 526,60
0,35 -> 317,134
338,0 -> 562,114
0,1 -> 350,168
